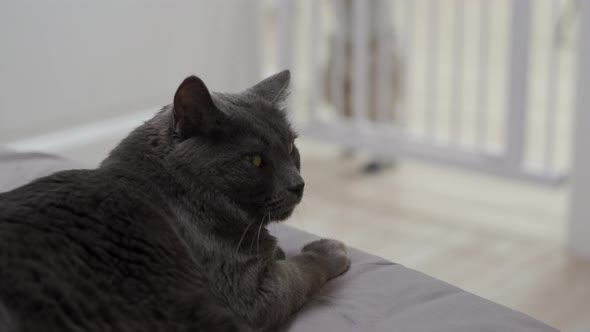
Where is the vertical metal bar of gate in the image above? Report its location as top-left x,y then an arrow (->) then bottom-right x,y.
401,0 -> 416,133
375,1 -> 393,124
570,0 -> 590,260
277,0 -> 295,122
544,0 -> 561,172
425,0 -> 440,138
331,0 -> 346,125
505,0 -> 531,168
352,1 -> 369,126
476,0 -> 491,150
450,0 -> 465,143
307,0 -> 321,122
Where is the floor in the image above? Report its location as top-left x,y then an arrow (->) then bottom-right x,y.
289,141 -> 590,332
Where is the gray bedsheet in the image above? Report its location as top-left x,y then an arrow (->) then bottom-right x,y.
0,147 -> 559,331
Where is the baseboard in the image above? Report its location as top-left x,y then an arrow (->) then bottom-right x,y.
5,108 -> 159,154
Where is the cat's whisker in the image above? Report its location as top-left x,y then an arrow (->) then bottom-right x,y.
249,217 -> 262,251
235,216 -> 257,255
256,214 -> 267,259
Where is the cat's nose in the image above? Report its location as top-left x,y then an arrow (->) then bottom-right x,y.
288,181 -> 305,198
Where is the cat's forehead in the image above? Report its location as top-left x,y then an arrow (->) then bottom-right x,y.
213,92 -> 295,144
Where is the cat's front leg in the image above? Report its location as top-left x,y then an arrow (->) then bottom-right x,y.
273,245 -> 286,260
251,239 -> 350,330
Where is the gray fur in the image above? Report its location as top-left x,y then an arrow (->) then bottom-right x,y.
0,301 -> 16,332
0,71 -> 350,331
244,70 -> 291,107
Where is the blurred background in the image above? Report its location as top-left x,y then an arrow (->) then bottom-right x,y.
1,0 -> 589,330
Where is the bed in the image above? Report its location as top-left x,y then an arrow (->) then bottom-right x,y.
0,147 -> 558,332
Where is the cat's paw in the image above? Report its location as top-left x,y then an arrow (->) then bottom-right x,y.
302,239 -> 351,279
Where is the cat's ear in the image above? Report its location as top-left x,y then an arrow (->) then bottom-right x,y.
247,70 -> 290,107
173,75 -> 225,138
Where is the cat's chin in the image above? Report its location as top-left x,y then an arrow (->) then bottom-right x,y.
268,207 -> 296,222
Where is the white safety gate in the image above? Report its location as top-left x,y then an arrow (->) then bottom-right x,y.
266,0 -> 579,185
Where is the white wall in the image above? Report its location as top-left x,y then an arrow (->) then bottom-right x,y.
0,0 -> 261,142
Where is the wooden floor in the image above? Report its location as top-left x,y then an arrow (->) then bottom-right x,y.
289,141 -> 590,332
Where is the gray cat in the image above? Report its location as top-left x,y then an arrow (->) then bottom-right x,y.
0,70 -> 350,332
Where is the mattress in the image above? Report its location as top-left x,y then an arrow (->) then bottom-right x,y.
0,147 -> 558,332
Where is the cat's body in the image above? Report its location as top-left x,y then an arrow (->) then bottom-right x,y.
0,71 -> 350,332
0,166 -> 237,332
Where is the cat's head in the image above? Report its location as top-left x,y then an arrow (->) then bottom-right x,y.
169,70 -> 303,223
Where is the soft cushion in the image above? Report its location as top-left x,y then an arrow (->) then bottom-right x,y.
0,147 -> 558,332
271,224 -> 558,332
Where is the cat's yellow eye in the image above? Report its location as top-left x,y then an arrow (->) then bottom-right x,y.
288,142 -> 294,154
250,154 -> 263,167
